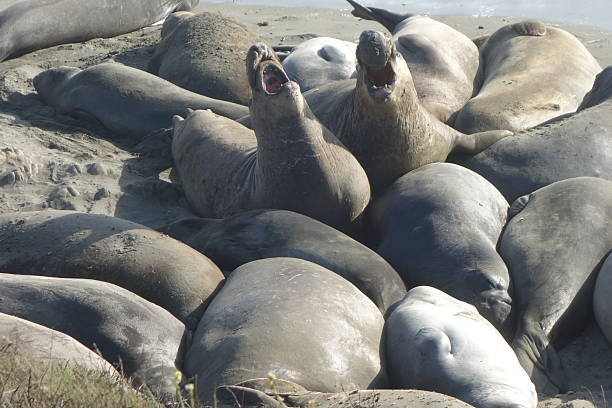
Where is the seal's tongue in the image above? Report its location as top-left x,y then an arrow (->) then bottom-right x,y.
264,71 -> 283,94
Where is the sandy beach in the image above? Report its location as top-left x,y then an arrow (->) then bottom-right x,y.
0,2 -> 610,407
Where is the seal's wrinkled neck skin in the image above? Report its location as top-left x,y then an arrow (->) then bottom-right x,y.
355,30 -> 418,109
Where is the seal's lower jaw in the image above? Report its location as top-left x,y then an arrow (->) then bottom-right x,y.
364,61 -> 396,101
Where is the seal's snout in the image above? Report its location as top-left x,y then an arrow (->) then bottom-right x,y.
247,43 -> 278,89
357,30 -> 393,68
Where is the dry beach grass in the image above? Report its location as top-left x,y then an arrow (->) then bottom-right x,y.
0,2 -> 611,407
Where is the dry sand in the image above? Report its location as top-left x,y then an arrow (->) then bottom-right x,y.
0,2 -> 610,407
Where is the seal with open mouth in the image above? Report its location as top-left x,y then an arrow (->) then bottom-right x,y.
171,43 -> 370,232
346,0 -> 480,122
304,30 -> 511,193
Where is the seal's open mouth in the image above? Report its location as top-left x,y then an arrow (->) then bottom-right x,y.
260,62 -> 290,95
365,61 -> 396,100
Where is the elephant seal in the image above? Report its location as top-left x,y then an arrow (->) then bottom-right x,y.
499,177 -> 612,394
368,163 -> 511,331
0,312 -> 118,376
216,379 -> 475,408
171,43 -> 370,232
33,63 -> 248,141
386,286 -> 537,408
0,210 -> 224,327
149,12 -> 267,105
0,273 -> 187,401
184,257 -> 386,404
579,65 -> 612,110
282,37 -> 357,92
594,254 -> 612,345
0,0 -> 197,62
164,209 -> 406,314
347,0 -> 480,122
303,30 -> 511,193
462,68 -> 612,203
453,20 -> 601,133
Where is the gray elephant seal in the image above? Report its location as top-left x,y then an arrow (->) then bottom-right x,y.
0,0 -> 197,62
304,30 -> 510,192
463,68 -> 612,203
386,286 -> 537,408
149,11 -> 267,105
347,0 -> 479,122
172,44 -> 370,232
499,177 -> 612,394
217,379 -> 475,408
165,209 -> 406,314
0,210 -> 224,327
368,163 -> 512,331
185,257 -> 386,404
453,20 -> 601,133
282,37 -> 357,92
0,274 -> 187,401
594,254 -> 612,345
0,313 -> 118,376
33,63 -> 248,141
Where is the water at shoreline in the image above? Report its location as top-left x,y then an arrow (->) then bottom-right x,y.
203,0 -> 612,31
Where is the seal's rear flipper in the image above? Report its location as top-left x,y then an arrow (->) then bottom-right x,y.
512,321 -> 569,395
511,20 -> 547,36
346,0 -> 410,33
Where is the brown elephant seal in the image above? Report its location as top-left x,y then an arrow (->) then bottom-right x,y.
184,257 -> 386,404
453,20 -> 601,133
149,12 -> 268,105
0,210 -> 224,328
0,273 -> 187,401
499,177 -> 612,394
462,67 -> 612,203
33,63 -> 248,141
385,286 -> 537,408
171,44 -> 370,232
164,209 -> 406,314
303,30 -> 511,192
0,0 -> 197,62
347,0 -> 480,122
0,313 -> 118,376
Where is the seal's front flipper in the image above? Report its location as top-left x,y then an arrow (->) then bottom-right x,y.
511,20 -> 547,36
346,0 -> 410,33
452,129 -> 513,155
512,320 -> 568,395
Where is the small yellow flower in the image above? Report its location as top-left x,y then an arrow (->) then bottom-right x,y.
185,383 -> 195,393
174,370 -> 183,383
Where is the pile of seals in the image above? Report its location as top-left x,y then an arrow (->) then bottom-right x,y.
1,0 -> 611,407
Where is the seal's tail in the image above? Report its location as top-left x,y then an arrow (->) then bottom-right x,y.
346,0 -> 409,33
512,319 -> 569,395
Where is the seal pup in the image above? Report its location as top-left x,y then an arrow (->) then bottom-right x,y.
386,286 -> 537,408
0,273 -> 187,401
164,209 -> 406,314
282,37 -> 357,92
304,30 -> 511,192
453,21 -> 601,133
463,67 -> 612,203
0,0 -> 197,62
33,63 -> 248,141
0,210 -> 224,327
499,177 -> 612,394
347,0 -> 480,122
184,257 -> 386,404
149,12 -> 268,105
171,43 -> 370,232
368,163 -> 512,331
